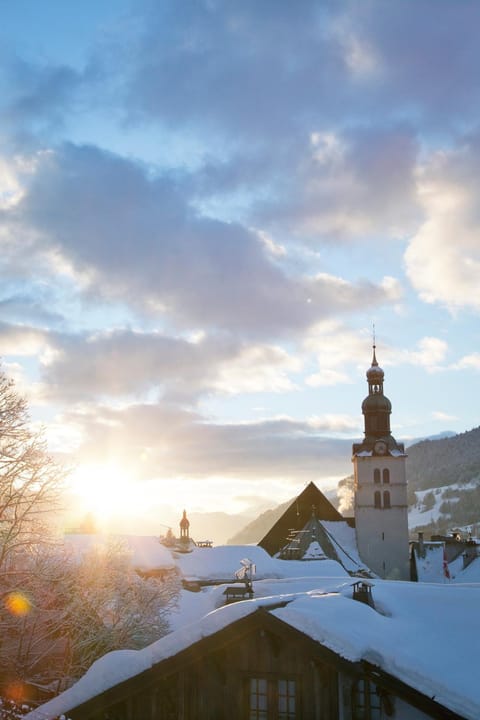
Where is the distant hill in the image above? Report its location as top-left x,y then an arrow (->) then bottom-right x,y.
227,501 -> 290,545
229,427 -> 480,545
190,511 -> 253,545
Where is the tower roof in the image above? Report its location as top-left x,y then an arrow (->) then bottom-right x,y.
352,342 -> 405,456
366,344 -> 384,384
180,509 -> 190,529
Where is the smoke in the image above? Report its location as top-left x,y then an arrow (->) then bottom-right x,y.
337,477 -> 354,515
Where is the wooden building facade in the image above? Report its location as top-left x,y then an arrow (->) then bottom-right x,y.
59,607 -> 466,720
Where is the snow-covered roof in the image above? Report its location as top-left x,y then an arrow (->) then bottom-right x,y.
173,544 -> 348,582
320,520 -> 370,574
64,533 -> 176,572
389,448 -> 407,457
412,543 -> 446,583
26,579 -> 480,720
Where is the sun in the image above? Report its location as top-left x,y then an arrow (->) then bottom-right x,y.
68,461 -> 139,527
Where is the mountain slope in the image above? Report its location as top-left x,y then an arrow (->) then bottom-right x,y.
406,426 -> 480,490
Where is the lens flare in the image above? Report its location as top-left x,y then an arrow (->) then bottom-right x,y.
4,591 -> 31,616
5,680 -> 27,703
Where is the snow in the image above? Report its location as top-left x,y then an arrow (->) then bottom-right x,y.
303,541 -> 326,559
320,520 -> 370,574
25,575 -> 480,720
173,544 -> 347,582
412,544 -> 446,583
272,581 -> 480,720
64,533 -> 175,572
450,555 -> 480,583
409,480 -> 479,529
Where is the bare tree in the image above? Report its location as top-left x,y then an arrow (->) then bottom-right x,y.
0,370 -> 65,572
64,540 -> 180,679
0,367 -> 66,707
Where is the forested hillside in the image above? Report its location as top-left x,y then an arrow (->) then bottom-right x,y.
406,427 -> 480,490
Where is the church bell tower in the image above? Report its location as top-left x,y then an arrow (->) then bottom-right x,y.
352,343 -> 409,580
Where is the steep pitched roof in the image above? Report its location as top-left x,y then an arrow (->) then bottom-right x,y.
258,481 -> 344,556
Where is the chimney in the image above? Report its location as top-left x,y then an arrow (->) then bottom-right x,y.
352,581 -> 375,608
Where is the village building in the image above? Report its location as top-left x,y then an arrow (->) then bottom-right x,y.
26,579 -> 480,720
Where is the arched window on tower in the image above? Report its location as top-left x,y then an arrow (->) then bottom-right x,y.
374,491 -> 381,509
374,469 -> 381,484
383,491 -> 391,509
383,468 -> 390,484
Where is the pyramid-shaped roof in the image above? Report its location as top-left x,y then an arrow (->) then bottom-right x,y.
258,481 -> 344,556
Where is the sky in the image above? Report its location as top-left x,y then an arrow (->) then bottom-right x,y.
1,0 -> 480,535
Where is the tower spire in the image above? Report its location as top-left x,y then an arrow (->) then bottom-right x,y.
372,323 -> 378,367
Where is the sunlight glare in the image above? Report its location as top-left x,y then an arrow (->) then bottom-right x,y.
68,462 -> 139,527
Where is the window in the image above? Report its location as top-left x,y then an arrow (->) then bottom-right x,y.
383,491 -> 391,509
278,679 -> 296,719
382,468 -> 390,484
374,491 -> 381,509
373,469 -> 381,484
248,677 -> 297,719
249,678 -> 268,719
352,679 -> 382,720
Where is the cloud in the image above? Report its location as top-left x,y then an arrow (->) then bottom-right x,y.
1,143 -> 400,338
0,322 -> 50,357
304,321 -> 378,386
255,126 -> 420,241
454,353 -> 480,371
122,1 -> 344,140
122,1 -> 480,142
402,337 -> 448,371
0,55 -> 82,138
405,132 -> 480,311
432,411 -> 458,422
38,328 -> 303,402
349,1 -> 480,125
60,401 -> 355,484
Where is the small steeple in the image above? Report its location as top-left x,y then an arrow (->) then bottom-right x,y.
179,509 -> 190,540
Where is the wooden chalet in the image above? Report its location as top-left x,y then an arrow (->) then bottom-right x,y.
29,599 -> 471,720
258,481 -> 350,557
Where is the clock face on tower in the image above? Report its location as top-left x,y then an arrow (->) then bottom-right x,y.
374,440 -> 388,456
